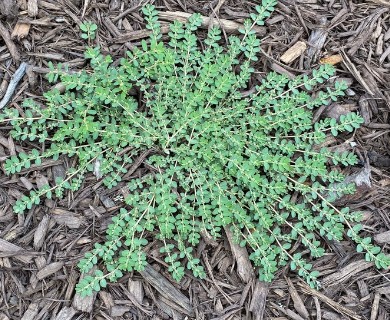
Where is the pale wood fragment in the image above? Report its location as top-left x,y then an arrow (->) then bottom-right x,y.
21,303 -> 39,320
76,237 -> 91,245
27,0 -> 38,17
0,0 -> 16,17
370,293 -> 380,320
0,62 -> 26,109
319,54 -> 343,65
374,230 -> 390,244
122,18 -> 133,31
117,284 -> 153,316
53,306 -> 76,320
0,312 -> 10,320
11,23 -> 31,40
34,256 -> 46,269
215,299 -> 223,312
313,296 -> 321,320
379,45 -> 390,64
72,283 -> 95,313
280,41 -> 307,64
376,34 -> 384,56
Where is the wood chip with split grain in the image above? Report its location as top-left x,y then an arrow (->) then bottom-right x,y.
225,227 -> 254,283
347,8 -> 388,56
110,306 -> 130,317
20,303 -> 39,320
374,230 -> 390,244
158,11 -> 266,36
280,41 -> 307,64
33,214 -> 51,249
370,293 -> 380,320
27,0 -> 38,17
324,103 -> 357,121
286,277 -> 309,319
0,0 -> 17,17
99,291 -> 114,311
305,17 -> 328,67
322,260 -> 373,287
158,295 -> 187,319
72,286 -> 95,313
0,238 -> 34,263
139,264 -> 193,316
36,261 -> 64,280
341,51 -> 376,96
270,302 -> 306,320
51,208 -> 84,229
249,281 -> 269,320
53,306 -> 76,320
128,280 -> 144,304
298,282 -> 362,320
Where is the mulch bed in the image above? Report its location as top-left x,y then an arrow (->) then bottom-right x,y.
0,0 -> 390,319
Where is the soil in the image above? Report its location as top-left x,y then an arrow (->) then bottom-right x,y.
0,0 -> 390,319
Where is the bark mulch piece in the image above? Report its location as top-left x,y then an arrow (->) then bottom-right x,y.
0,0 -> 390,319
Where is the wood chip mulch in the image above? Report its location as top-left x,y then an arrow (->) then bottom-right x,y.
0,0 -> 390,319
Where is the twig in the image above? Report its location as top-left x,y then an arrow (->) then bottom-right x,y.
0,62 -> 27,109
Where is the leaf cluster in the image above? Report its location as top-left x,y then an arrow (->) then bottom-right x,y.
1,0 -> 388,297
